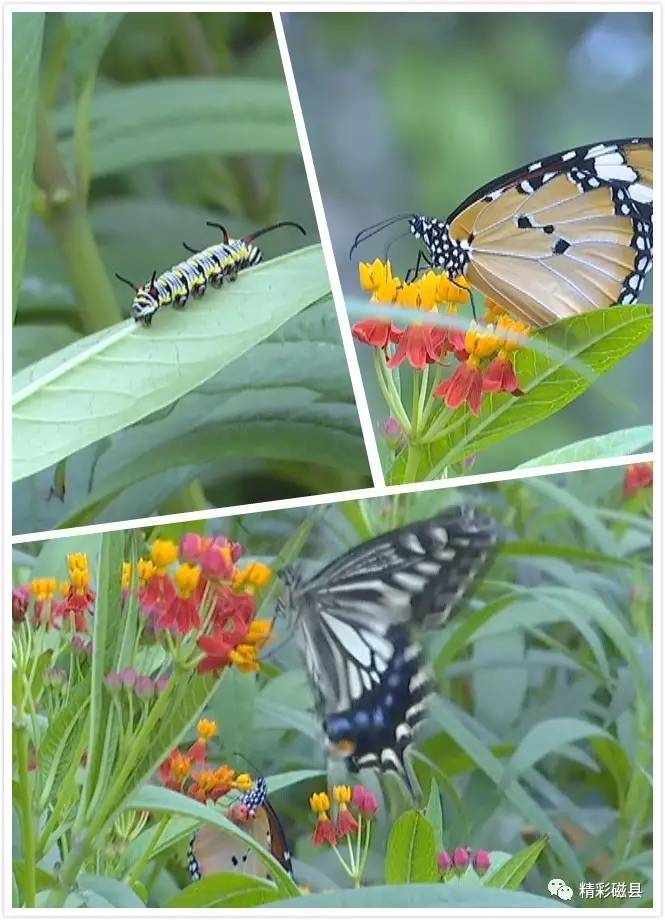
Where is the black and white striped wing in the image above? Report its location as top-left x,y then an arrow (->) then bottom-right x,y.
291,509 -> 496,785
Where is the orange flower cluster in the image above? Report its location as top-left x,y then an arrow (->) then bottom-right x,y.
352,259 -> 531,415
124,533 -> 273,675
159,719 -> 251,803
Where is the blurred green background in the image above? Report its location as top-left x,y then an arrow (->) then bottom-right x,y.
283,12 -> 653,471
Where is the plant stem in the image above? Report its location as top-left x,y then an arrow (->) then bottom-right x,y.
126,815 -> 170,887
34,102 -> 121,333
413,366 -> 430,436
374,350 -> 411,434
14,723 -> 36,907
404,444 -> 423,483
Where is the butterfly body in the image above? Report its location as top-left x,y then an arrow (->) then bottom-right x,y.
280,509 -> 496,786
188,776 -> 293,881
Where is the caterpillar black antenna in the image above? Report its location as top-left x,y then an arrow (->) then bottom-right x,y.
244,221 -> 306,244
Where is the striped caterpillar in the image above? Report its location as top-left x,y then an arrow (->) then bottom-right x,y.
116,220 -> 306,326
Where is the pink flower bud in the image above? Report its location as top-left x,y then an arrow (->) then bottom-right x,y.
453,846 -> 471,870
473,849 -> 491,874
179,533 -> 203,563
121,667 -> 137,689
352,785 -> 379,817
105,671 -> 122,691
135,675 -> 155,698
155,675 -> 170,693
437,849 -> 453,872
382,416 -> 403,445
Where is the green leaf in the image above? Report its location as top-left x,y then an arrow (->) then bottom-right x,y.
396,306 -> 652,480
37,678 -> 90,812
53,77 -> 298,176
385,811 -> 439,884
12,13 -> 44,317
13,246 -> 330,482
503,717 -> 610,786
424,779 -> 444,851
270,882 -> 563,908
61,14 -> 124,92
484,838 -> 549,890
518,425 -> 653,468
77,875 -> 145,908
127,785 -> 299,899
165,873 -> 283,908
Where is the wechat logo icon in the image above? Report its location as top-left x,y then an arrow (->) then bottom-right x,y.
548,878 -> 573,901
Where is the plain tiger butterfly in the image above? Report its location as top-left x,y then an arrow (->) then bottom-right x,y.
351,138 -> 653,326
187,776 -> 293,881
116,221 -> 306,327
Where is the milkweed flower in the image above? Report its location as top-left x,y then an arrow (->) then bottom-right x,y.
473,849 -> 491,874
453,846 -> 471,870
310,791 -> 337,846
438,849 -> 453,872
333,785 -> 359,837
351,785 -> 379,817
624,462 -> 653,497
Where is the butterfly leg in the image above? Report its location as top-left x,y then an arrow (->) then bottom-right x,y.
405,249 -> 433,283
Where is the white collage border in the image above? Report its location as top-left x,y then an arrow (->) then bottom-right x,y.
2,3 -> 661,918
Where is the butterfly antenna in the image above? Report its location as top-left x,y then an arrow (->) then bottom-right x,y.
243,221 -> 307,244
384,229 -> 411,265
206,221 -> 230,243
115,273 -> 138,291
182,241 -> 201,254
349,213 -> 415,260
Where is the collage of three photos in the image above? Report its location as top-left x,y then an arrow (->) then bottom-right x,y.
9,8 -> 655,913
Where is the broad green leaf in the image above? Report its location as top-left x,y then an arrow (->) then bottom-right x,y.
13,246 -> 330,481
165,873 -> 282,908
518,425 -> 653,468
77,875 -> 144,908
503,718 -> 610,786
12,13 -> 44,317
385,811 -> 439,884
391,306 -> 652,481
484,838 -> 549,890
127,785 -> 299,899
53,77 -> 298,176
270,882 -> 563,908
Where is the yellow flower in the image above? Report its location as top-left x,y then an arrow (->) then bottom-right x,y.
59,580 -> 70,596
175,562 -> 201,598
122,562 -> 132,590
150,539 -> 178,572
170,752 -> 192,783
138,558 -> 158,585
309,791 -> 330,814
395,282 -> 420,309
197,719 -> 217,741
67,553 -> 88,573
371,276 -> 401,304
484,296 -> 509,321
229,644 -> 261,673
233,561 -> 273,592
464,322 -> 501,363
333,784 -> 352,805
436,274 -> 471,305
30,577 -> 57,602
233,773 -> 254,791
495,315 -> 531,355
70,567 -> 91,593
359,258 -> 393,292
246,619 -> 272,647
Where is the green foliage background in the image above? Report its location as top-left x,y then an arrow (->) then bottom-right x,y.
12,12 -> 370,536
284,11 -> 653,472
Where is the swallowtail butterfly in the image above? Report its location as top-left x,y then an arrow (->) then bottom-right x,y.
279,508 -> 496,789
352,138 -> 653,325
188,776 -> 293,881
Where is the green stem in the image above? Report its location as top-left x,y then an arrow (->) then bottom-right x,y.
374,350 -> 411,434
126,815 -> 170,887
15,723 -> 36,907
413,366 -> 430,437
34,102 -> 121,333
403,445 -> 423,483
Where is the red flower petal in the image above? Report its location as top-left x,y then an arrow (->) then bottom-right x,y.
352,319 -> 401,349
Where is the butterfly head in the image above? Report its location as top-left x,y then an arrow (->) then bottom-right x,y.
274,565 -> 304,625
